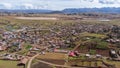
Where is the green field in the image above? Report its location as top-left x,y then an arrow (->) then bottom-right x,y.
0,60 -> 23,68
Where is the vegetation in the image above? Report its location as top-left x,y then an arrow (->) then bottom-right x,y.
89,50 -> 96,55
7,46 -> 18,53
25,44 -> 32,50
96,41 -> 108,50
80,32 -> 107,38
16,43 -> 31,55
0,60 -> 22,68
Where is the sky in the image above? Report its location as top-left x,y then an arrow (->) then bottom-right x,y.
0,0 -> 120,10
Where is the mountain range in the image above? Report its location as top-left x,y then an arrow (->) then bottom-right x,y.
62,7 -> 120,14
0,7 -> 120,14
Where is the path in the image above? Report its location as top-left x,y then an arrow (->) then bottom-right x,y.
27,54 -> 39,68
27,46 -> 50,68
73,44 -> 81,51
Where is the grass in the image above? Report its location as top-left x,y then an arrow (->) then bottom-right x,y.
79,32 -> 107,38
16,43 -> 31,55
0,51 -> 8,54
0,60 -> 22,68
1,15 -> 120,26
17,49 -> 29,55
25,45 -> 32,50
89,50 -> 96,55
104,60 -> 120,68
96,41 -> 108,50
0,16 -> 75,28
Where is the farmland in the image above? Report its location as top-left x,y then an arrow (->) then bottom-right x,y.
0,60 -> 22,68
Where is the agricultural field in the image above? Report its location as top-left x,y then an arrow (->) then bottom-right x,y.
0,60 -> 22,68
15,17 -> 58,20
32,52 -> 67,68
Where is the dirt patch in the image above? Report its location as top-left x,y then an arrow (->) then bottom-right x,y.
31,62 -> 52,68
36,52 -> 66,60
77,47 -> 109,57
96,49 -> 109,57
31,60 -> 66,68
15,17 -> 58,20
40,59 -> 65,65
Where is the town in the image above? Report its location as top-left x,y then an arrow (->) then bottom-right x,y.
0,12 -> 120,68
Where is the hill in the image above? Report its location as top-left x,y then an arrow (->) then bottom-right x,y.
1,7 -> 120,14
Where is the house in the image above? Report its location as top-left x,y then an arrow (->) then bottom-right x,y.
27,51 -> 37,57
0,46 -> 6,51
109,50 -> 118,58
19,57 -> 29,64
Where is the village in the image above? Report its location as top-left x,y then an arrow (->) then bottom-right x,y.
0,16 -> 120,68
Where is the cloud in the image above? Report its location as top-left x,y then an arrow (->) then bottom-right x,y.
22,3 -> 34,9
0,0 -> 120,10
82,0 -> 94,2
98,0 -> 120,4
0,3 -> 12,9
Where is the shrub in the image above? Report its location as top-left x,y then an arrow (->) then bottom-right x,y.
25,44 -> 32,49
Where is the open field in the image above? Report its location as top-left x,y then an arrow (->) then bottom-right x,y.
0,15 -> 120,25
15,17 -> 58,20
0,14 -> 120,29
31,52 -> 67,68
36,52 -> 66,60
0,16 -> 75,29
104,60 -> 120,68
0,60 -> 22,68
31,62 -> 52,68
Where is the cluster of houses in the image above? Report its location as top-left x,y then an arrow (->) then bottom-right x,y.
0,23 -> 119,67
0,23 -> 119,53
0,53 -> 24,61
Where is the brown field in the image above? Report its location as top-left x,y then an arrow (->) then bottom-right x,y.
32,52 -> 67,68
36,52 -> 66,61
32,62 -> 52,68
15,17 -> 58,20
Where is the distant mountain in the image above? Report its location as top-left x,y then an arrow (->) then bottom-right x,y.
62,7 -> 120,14
0,9 -> 53,13
0,7 -> 120,14
48,11 -> 63,14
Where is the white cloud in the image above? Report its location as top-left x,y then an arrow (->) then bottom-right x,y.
0,3 -> 12,9
22,3 -> 34,9
0,0 -> 120,10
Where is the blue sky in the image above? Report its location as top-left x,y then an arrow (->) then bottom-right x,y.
0,0 -> 120,10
